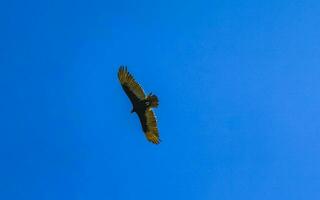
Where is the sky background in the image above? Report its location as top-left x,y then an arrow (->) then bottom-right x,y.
1,0 -> 320,199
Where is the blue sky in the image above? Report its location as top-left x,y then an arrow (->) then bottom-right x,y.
1,0 -> 320,199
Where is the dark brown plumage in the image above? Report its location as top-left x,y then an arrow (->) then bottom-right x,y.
118,66 -> 160,144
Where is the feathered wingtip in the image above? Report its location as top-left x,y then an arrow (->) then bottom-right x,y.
145,132 -> 161,144
147,93 -> 159,108
118,65 -> 128,83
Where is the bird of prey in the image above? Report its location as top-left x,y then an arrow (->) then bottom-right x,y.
118,66 -> 160,144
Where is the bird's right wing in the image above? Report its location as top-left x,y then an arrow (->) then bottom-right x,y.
118,66 -> 146,104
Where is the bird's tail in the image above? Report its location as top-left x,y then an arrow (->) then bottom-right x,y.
146,93 -> 159,108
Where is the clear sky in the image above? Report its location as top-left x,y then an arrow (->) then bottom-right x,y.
1,0 -> 320,199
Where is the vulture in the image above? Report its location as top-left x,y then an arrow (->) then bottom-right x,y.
118,66 -> 160,144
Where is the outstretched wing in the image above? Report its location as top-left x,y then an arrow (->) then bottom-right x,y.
118,66 -> 146,104
137,108 -> 160,144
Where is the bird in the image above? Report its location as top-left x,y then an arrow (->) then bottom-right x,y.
118,66 -> 160,144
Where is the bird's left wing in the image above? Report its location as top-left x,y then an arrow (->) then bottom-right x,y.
144,109 -> 160,144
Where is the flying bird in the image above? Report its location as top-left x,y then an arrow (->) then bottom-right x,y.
118,66 -> 160,144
